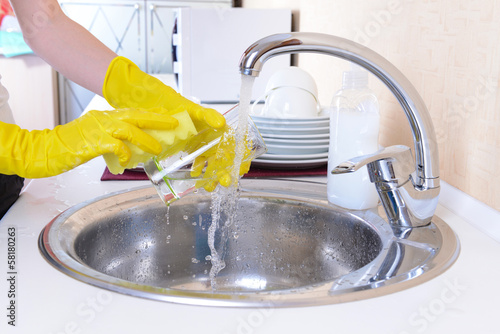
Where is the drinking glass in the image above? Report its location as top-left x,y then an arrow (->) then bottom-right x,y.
143,105 -> 267,204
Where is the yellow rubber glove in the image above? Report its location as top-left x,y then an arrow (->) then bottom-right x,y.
0,108 -> 178,178
190,129 -> 254,192
104,109 -> 198,175
102,56 -> 226,131
101,56 -> 250,192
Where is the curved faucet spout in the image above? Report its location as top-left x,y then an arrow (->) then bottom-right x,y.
239,32 -> 440,227
239,32 -> 439,190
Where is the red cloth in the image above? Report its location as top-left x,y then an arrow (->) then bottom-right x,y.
101,165 -> 327,181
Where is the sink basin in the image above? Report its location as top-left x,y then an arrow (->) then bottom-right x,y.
39,179 -> 459,307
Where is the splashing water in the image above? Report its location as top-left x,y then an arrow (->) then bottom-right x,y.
208,75 -> 256,289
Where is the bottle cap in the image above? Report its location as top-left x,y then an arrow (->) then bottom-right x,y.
342,63 -> 368,89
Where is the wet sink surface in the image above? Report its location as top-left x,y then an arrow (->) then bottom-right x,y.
39,179 -> 459,307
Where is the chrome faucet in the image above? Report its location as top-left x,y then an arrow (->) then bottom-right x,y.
238,32 -> 440,228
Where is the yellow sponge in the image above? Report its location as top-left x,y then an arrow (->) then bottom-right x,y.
104,110 -> 198,174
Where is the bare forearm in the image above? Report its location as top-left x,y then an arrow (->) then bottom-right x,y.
9,0 -> 117,95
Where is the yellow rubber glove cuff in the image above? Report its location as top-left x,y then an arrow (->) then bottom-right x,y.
0,108 -> 178,178
102,56 -> 226,130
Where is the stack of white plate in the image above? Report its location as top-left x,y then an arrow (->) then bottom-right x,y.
252,115 -> 330,169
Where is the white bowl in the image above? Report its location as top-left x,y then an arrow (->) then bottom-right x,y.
261,87 -> 320,119
251,66 -> 321,119
265,66 -> 318,98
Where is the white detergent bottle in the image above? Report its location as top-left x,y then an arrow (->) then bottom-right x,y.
327,65 -> 380,210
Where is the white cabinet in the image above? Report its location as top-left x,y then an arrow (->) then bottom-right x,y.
146,1 -> 231,74
57,0 -> 232,123
0,55 -> 58,130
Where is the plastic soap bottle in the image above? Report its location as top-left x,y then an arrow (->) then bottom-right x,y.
327,65 -> 380,210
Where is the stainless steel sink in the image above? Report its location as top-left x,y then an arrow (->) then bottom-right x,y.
39,179 -> 459,307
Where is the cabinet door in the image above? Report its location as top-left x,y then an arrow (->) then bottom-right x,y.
0,55 -> 58,130
58,0 -> 145,123
60,0 -> 146,67
146,1 -> 231,74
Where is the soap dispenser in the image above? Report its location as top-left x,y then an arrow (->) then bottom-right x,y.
327,65 -> 380,210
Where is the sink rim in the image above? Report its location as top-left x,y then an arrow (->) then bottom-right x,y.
38,179 -> 460,308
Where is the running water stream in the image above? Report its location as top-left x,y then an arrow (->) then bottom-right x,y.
207,75 -> 255,289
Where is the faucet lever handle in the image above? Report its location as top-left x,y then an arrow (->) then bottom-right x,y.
331,145 -> 415,185
332,145 -> 437,227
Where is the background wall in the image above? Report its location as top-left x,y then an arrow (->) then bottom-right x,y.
242,0 -> 500,211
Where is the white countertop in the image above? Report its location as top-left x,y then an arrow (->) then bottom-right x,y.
1,158 -> 500,334
1,94 -> 500,333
